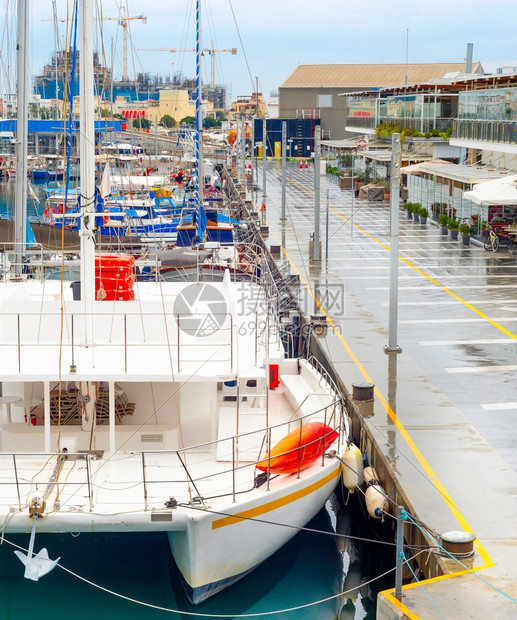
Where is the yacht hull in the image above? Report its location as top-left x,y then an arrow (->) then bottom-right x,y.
168,461 -> 341,604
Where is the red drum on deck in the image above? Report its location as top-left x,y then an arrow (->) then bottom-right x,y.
95,254 -> 135,301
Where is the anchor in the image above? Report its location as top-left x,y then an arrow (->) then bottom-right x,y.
14,498 -> 60,581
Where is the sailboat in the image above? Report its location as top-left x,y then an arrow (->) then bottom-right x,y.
0,0 -> 348,604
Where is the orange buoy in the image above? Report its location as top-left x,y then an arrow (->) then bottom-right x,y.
256,422 -> 338,474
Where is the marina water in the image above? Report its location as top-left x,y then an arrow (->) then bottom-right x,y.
0,493 -> 393,619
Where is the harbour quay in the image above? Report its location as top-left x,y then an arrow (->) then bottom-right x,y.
254,159 -> 517,618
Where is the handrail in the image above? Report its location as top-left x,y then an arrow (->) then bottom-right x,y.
140,395 -> 345,507
2,452 -> 95,513
1,395 -> 345,516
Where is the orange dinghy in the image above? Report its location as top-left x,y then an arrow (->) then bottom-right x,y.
256,422 -> 339,475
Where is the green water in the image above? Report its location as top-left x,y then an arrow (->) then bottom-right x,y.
0,494 -> 389,620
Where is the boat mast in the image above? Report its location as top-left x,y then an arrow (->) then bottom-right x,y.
14,0 -> 29,275
195,0 -> 202,210
79,0 -> 96,342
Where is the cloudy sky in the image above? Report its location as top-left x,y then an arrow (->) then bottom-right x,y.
19,0 -> 517,101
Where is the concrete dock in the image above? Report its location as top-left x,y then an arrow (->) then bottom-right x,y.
253,161 -> 517,618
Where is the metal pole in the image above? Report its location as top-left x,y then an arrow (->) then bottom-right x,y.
325,189 -> 329,260
251,118 -> 255,187
385,133 -> 402,353
395,505 -> 404,599
351,153 -> 354,238
14,0 -> 29,275
80,0 -> 96,346
241,117 -> 246,184
281,121 -> 287,221
155,119 -> 158,157
262,118 -> 266,201
313,125 -> 321,260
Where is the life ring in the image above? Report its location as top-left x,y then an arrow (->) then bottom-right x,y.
44,205 -> 56,223
56,203 -> 64,214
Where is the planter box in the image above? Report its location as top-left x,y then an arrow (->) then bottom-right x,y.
366,186 -> 384,201
339,176 -> 353,189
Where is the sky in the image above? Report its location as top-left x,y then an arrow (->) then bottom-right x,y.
13,0 -> 517,102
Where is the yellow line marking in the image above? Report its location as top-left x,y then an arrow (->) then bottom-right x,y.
275,236 -> 495,616
287,174 -> 517,342
379,592 -> 422,620
211,466 -> 340,530
258,174 -> 512,614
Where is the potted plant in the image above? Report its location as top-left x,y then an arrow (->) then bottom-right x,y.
403,203 -> 413,219
481,219 -> 489,241
354,172 -> 366,197
438,213 -> 449,235
412,202 -> 421,223
419,206 -> 429,224
448,218 -> 459,240
459,222 -> 473,246
382,180 -> 391,201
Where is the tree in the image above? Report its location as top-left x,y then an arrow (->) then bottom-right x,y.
180,116 -> 195,126
203,116 -> 222,128
161,114 -> 176,128
135,117 -> 151,130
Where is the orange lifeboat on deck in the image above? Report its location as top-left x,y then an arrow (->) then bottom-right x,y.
256,422 -> 338,475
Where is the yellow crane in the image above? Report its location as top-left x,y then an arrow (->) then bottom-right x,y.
43,9 -> 147,82
138,41 -> 237,86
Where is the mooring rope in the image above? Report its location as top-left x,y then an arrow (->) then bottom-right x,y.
1,534 -> 409,617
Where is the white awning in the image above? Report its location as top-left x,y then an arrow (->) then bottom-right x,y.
463,174 -> 517,205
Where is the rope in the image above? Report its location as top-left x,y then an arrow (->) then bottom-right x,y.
405,512 -> 517,605
401,551 -> 446,619
0,535 -> 399,617
179,502 -> 397,547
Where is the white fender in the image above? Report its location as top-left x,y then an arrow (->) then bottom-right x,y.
363,465 -> 378,485
365,484 -> 389,519
340,443 -> 363,493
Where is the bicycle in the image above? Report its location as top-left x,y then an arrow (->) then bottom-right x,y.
484,224 -> 500,252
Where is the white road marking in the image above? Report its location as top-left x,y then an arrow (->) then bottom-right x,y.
419,339 -> 515,346
481,402 -> 517,411
446,365 -> 517,373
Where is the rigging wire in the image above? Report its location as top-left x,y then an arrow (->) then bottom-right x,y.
227,0 -> 256,94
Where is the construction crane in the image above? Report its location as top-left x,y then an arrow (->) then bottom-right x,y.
43,9 -> 146,82
102,9 -> 147,82
138,41 -> 237,86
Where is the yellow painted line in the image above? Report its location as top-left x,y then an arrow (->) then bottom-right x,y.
211,466 -> 340,530
259,176 -> 503,615
288,174 -> 517,342
379,591 -> 422,620
277,240 -> 495,615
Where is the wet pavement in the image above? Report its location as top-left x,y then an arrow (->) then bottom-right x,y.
251,161 -> 517,618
